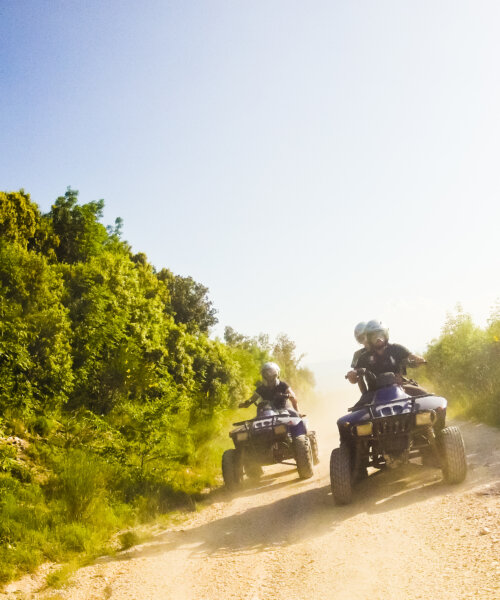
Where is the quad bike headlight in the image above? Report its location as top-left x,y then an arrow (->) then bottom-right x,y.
274,424 -> 287,435
415,411 -> 436,426
356,422 -> 373,436
236,431 -> 249,441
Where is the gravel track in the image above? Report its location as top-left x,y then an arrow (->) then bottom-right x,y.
4,416 -> 500,600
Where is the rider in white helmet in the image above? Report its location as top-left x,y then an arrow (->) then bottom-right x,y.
346,320 -> 427,395
351,321 -> 369,368
239,362 -> 299,413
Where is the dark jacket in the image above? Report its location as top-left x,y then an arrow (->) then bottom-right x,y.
356,343 -> 411,376
255,380 -> 294,410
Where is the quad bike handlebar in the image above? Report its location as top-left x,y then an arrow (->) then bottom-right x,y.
403,357 -> 427,368
345,368 -> 369,393
346,357 -> 427,386
238,391 -> 291,409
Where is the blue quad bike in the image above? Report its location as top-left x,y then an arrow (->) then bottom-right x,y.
222,401 -> 319,490
330,368 -> 467,505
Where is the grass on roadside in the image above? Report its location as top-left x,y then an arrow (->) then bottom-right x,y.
0,413 -> 226,589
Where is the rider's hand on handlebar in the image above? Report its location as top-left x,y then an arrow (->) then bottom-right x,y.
346,370 -> 359,384
406,356 -> 427,368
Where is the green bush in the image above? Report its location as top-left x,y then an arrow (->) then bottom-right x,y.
0,188 -> 317,585
423,308 -> 500,426
119,530 -> 140,550
49,449 -> 109,522
58,523 -> 91,552
31,415 -> 57,437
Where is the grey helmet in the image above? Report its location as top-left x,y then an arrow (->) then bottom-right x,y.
364,320 -> 389,344
354,322 -> 367,345
261,362 -> 280,387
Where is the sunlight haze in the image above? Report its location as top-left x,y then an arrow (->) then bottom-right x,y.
1,0 -> 499,376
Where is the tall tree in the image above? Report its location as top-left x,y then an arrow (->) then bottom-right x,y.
157,269 -> 217,334
0,190 -> 40,247
0,242 -> 73,415
49,188 -> 108,263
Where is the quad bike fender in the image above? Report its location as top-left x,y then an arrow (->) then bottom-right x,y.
290,420 -> 307,437
413,395 -> 447,412
414,395 -> 447,429
337,409 -> 371,430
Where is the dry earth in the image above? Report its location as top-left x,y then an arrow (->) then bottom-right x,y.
3,404 -> 500,600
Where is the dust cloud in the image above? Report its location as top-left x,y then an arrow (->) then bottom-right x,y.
302,359 -> 360,448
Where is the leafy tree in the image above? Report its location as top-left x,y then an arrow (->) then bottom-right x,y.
0,242 -> 73,415
63,250 -> 175,414
223,328 -> 314,396
157,269 -> 217,334
0,187 -> 319,584
0,190 -> 40,247
272,333 -> 315,394
48,188 -> 109,263
423,308 -> 498,424
224,327 -> 271,351
224,326 -> 248,347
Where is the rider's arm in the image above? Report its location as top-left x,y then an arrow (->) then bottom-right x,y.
288,388 -> 299,412
393,343 -> 426,366
408,353 -> 426,365
348,350 -> 370,383
239,391 -> 261,408
391,343 -> 426,366
351,348 -> 366,369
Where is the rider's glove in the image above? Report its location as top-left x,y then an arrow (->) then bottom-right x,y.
346,370 -> 359,384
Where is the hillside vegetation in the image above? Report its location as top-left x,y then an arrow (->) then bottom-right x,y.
420,308 -> 500,427
0,189 -> 314,583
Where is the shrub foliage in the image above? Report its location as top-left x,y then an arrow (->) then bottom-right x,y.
421,307 -> 500,426
0,188 -> 314,582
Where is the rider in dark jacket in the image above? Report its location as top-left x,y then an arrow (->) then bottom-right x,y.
239,362 -> 299,413
346,320 -> 427,397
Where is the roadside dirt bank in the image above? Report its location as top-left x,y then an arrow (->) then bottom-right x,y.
3,418 -> 499,600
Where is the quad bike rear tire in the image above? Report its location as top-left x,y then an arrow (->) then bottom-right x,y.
308,431 -> 320,465
439,426 -> 467,484
294,435 -> 314,479
330,444 -> 353,505
222,449 -> 242,490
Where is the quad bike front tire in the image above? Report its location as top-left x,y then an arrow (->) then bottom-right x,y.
294,435 -> 314,479
439,426 -> 467,484
330,445 -> 353,505
308,431 -> 320,465
244,459 -> 264,481
222,449 -> 242,490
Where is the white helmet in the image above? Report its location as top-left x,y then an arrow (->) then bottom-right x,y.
354,322 -> 367,344
261,362 -> 280,386
365,320 -> 389,345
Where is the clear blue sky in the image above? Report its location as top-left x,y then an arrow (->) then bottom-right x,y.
1,1 -> 499,367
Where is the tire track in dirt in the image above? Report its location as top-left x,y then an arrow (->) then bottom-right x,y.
3,419 -> 500,599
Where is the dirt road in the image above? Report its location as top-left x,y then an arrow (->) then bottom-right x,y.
7,414 -> 500,600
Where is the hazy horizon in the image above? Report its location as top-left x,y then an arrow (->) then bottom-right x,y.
2,1 -> 499,363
